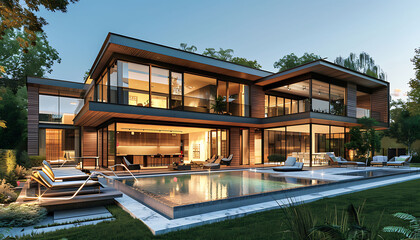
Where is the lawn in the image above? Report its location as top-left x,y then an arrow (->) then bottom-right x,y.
18,179 -> 420,240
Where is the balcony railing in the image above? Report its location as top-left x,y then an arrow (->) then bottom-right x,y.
81,87 -> 250,117
356,107 -> 370,118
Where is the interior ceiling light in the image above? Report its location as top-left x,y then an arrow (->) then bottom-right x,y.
318,91 -> 321,95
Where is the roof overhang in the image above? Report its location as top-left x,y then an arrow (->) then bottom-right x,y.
89,33 -> 273,81
256,60 -> 389,89
26,77 -> 86,98
74,102 -> 388,129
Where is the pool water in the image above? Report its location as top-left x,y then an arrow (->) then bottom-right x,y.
121,171 -> 329,206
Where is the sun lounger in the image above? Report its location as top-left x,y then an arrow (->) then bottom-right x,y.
123,157 -> 141,171
387,155 -> 412,167
42,160 -> 88,181
273,157 -> 304,172
32,171 -> 101,190
371,155 -> 388,166
203,156 -> 223,169
221,154 -> 233,166
326,152 -> 366,167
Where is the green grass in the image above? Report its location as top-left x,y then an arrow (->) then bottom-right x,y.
18,179 -> 420,240
410,163 -> 420,167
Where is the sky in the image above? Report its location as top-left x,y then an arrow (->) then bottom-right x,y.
38,0 -> 420,100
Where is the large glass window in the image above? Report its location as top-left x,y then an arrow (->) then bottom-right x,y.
109,64 -> 118,104
330,84 -> 346,116
171,72 -> 183,110
39,95 -> 82,124
312,124 -> 330,166
122,61 -> 150,106
312,80 -> 330,113
229,82 -> 249,117
38,128 -> 77,161
151,67 -> 169,109
184,73 -> 216,113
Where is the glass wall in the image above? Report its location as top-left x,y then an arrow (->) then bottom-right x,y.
330,84 -> 346,116
265,124 -> 347,166
183,73 -> 217,113
311,80 -> 330,113
356,90 -> 371,118
39,95 -> 83,124
39,128 -> 78,161
171,72 -> 183,110
93,60 -> 250,117
122,61 -> 150,106
106,123 -> 229,168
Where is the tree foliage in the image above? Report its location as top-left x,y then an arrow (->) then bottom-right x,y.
179,43 -> 197,53
179,44 -> 262,69
334,52 -> 386,80
407,47 -> 420,115
345,117 -> 382,159
273,53 -> 321,72
0,0 -> 78,50
387,100 -> 420,154
0,29 -> 60,86
0,86 -> 27,151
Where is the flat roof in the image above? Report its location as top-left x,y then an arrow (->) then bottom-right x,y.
89,33 -> 273,81
27,77 -> 86,98
256,60 -> 389,89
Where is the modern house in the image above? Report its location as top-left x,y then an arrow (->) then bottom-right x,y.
26,33 -> 389,169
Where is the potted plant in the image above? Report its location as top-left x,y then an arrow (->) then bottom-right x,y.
211,96 -> 227,114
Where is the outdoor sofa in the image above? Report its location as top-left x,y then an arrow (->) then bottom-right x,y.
370,155 -> 388,166
273,157 -> 303,172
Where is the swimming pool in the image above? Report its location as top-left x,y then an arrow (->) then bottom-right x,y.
110,170 -> 330,218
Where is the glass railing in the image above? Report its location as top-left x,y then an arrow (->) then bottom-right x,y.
356,107 -> 370,118
84,87 -> 250,117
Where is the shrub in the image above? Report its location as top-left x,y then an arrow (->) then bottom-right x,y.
0,203 -> 47,227
0,179 -> 17,203
383,212 -> 420,239
4,172 -> 18,187
17,150 -> 30,168
0,149 -> 16,175
267,154 -> 286,163
28,155 -> 45,167
14,165 -> 30,179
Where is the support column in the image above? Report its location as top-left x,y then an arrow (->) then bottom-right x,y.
229,127 -> 241,166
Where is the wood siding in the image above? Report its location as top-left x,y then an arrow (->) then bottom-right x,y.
249,128 -> 255,164
371,87 -> 389,123
346,83 -> 356,118
27,86 -> 39,155
81,127 -> 98,166
229,127 -> 240,166
250,85 -> 265,118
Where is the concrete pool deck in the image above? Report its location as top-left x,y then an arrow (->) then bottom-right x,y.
114,167 -> 420,235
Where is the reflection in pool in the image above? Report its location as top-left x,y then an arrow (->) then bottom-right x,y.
121,171 -> 329,206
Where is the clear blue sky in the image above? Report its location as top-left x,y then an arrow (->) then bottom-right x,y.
39,0 -> 420,99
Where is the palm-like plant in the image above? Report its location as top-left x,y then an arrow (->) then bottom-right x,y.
383,213 -> 420,239
211,96 -> 227,114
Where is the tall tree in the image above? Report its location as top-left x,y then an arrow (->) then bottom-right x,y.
0,29 -> 61,86
273,53 -> 321,72
345,117 -> 382,160
334,52 -> 386,80
0,0 -> 78,49
387,100 -> 420,154
0,86 -> 27,151
407,47 -> 420,115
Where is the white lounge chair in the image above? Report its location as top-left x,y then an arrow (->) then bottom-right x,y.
221,154 -> 233,166
203,156 -> 223,169
387,155 -> 412,167
326,152 -> 366,167
273,157 -> 304,172
42,160 -> 88,181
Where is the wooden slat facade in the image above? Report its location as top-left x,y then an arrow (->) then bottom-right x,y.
250,85 -> 265,118
229,128 -> 240,166
371,87 -> 389,123
346,83 -> 357,118
81,127 -> 98,166
27,86 -> 39,155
